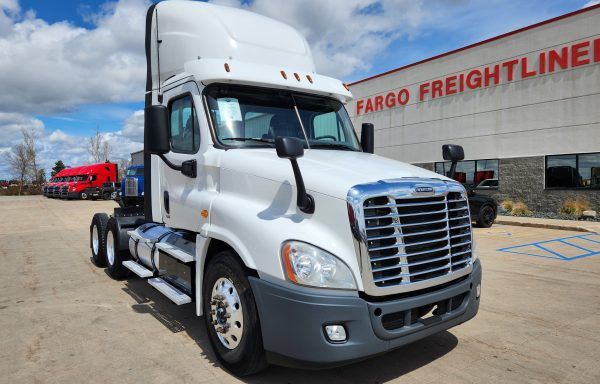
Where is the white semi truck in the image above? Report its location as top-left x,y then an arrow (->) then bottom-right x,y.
90,1 -> 481,376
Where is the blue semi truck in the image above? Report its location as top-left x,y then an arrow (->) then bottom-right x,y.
119,165 -> 144,207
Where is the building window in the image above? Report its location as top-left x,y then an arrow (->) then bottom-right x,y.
546,153 -> 600,189
434,159 -> 499,189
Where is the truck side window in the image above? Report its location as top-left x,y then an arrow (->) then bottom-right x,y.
169,95 -> 200,153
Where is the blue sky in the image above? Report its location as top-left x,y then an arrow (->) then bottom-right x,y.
0,0 -> 597,179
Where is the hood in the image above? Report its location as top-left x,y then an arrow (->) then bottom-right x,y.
220,148 -> 449,199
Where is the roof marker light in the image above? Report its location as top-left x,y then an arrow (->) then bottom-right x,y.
306,74 -> 313,83
294,73 -> 301,81
224,63 -> 230,72
280,70 -> 287,79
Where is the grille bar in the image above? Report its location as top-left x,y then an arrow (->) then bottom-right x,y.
363,190 -> 473,289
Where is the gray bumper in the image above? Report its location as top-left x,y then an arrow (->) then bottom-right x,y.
249,259 -> 481,368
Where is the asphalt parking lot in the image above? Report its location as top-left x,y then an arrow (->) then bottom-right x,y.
1,196 -> 599,384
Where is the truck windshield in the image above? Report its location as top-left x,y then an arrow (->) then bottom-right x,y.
126,168 -> 144,176
205,84 -> 361,151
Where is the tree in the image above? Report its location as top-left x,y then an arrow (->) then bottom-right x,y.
51,160 -> 66,177
88,128 -> 112,163
37,169 -> 47,184
5,143 -> 29,195
22,128 -> 39,184
117,158 -> 131,180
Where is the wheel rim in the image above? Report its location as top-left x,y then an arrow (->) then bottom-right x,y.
210,277 -> 243,350
106,231 -> 115,266
483,207 -> 494,226
92,225 -> 99,255
111,192 -> 117,199
81,192 -> 87,200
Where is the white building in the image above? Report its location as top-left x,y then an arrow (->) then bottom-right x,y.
349,5 -> 600,213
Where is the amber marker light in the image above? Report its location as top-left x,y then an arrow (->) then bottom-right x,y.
201,209 -> 209,218
306,74 -> 313,83
224,63 -> 230,72
280,70 -> 287,79
294,73 -> 301,81
281,243 -> 298,283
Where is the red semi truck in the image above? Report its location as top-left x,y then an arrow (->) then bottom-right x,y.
46,163 -> 117,199
61,162 -> 118,200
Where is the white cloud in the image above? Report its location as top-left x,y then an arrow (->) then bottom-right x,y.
211,0 -> 427,78
0,0 -> 149,115
121,109 -> 144,142
583,1 -> 600,7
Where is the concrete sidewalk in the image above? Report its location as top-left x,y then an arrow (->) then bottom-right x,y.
496,215 -> 600,233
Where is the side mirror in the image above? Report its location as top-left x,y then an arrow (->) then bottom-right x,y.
442,144 -> 464,162
144,105 -> 170,155
275,136 -> 304,159
442,144 -> 465,180
361,123 -> 374,154
275,137 -> 314,214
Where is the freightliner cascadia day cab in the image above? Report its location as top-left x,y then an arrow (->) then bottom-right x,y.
89,1 -> 481,376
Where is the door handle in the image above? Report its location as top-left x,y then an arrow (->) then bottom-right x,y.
164,191 -> 170,214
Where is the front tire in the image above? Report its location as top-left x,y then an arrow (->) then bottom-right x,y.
105,217 -> 131,279
203,251 -> 267,376
477,204 -> 496,228
90,213 -> 109,267
80,192 -> 88,200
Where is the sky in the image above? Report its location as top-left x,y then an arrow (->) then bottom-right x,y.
0,0 -> 598,179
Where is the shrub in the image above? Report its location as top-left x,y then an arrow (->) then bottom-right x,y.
501,200 -> 514,213
559,198 -> 589,218
511,201 -> 531,216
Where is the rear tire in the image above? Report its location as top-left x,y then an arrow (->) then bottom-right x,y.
105,217 -> 131,279
90,213 -> 109,267
476,204 -> 496,228
203,251 -> 267,376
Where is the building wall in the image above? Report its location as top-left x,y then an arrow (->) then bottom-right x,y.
348,7 -> 600,165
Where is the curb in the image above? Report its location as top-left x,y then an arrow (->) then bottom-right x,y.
495,219 -> 598,233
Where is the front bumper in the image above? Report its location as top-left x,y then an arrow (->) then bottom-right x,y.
250,259 -> 481,368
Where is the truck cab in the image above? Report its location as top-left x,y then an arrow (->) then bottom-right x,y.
66,162 -> 118,200
90,1 -> 481,376
119,165 -> 144,207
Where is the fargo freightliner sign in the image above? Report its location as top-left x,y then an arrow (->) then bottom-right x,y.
354,38 -> 600,115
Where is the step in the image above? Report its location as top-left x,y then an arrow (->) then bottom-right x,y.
155,242 -> 195,263
122,260 -> 153,278
148,277 -> 191,305
127,230 -> 151,243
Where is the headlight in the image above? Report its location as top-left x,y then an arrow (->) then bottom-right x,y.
281,240 -> 356,290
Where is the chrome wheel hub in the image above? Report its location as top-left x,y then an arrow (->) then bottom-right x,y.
106,231 -> 115,266
210,277 -> 243,349
92,225 -> 99,255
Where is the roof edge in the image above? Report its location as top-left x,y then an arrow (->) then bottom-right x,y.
348,3 -> 600,86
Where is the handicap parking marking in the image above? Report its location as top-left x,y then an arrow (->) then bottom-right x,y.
498,233 -> 600,261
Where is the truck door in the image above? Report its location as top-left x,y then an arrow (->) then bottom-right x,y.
159,81 -> 205,231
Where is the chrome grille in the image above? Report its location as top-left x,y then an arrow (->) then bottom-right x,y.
347,179 -> 474,295
125,177 -> 138,197
364,191 -> 472,287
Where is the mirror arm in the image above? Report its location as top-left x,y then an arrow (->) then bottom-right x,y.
289,159 -> 314,214
448,162 -> 457,180
158,154 -> 196,178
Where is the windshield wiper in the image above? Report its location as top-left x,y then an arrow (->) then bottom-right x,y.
309,142 -> 356,151
222,137 -> 274,144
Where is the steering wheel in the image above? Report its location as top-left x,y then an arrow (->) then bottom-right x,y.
315,135 -> 337,141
